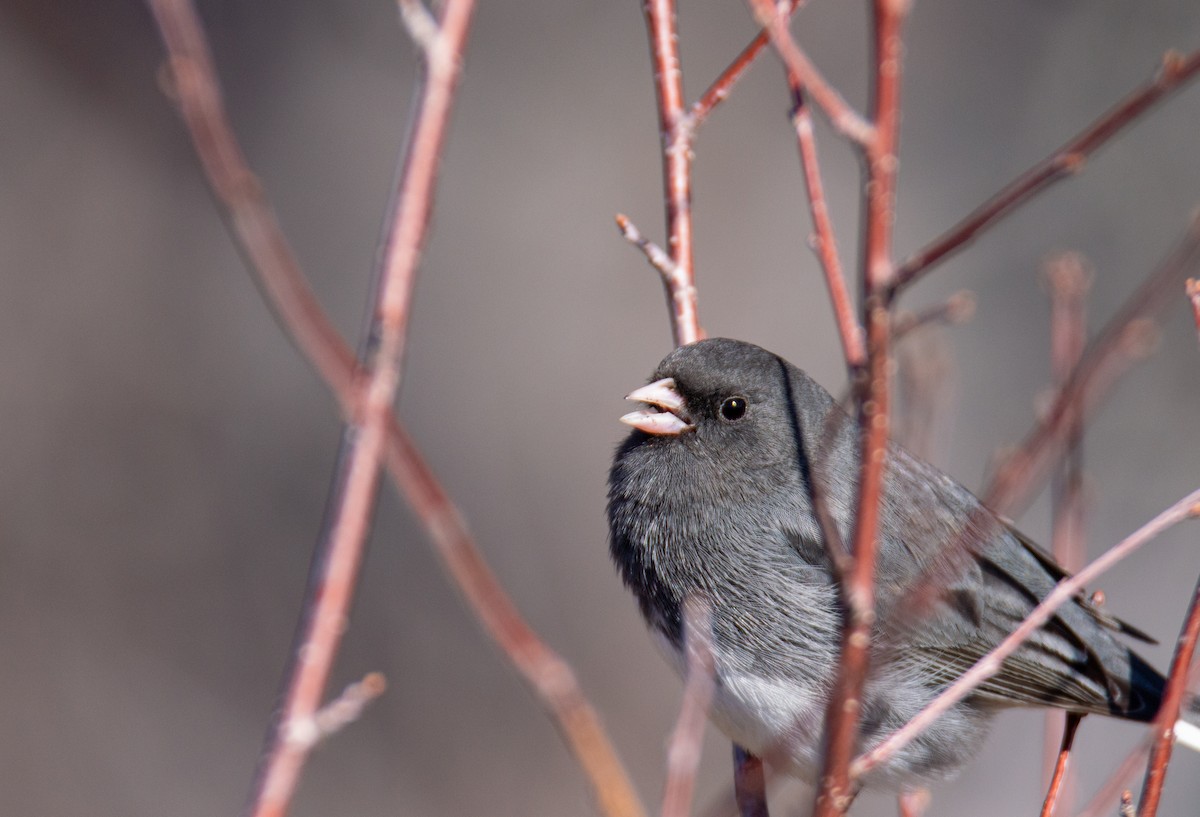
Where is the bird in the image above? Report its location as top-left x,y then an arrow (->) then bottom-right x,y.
607,336 -> 1196,793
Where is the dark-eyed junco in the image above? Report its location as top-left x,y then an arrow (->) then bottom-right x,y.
607,337 -> 1196,792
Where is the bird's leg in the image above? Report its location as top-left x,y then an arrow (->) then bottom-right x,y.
733,744 -> 770,817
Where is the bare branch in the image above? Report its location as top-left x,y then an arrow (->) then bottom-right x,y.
852,487 -> 1200,778
812,2 -> 909,813
642,0 -> 702,346
892,290 -> 976,341
662,599 -> 717,817
1135,572 -> 1200,815
148,4 -> 645,817
790,85 -> 864,368
286,673 -> 389,751
891,49 -> 1200,296
1039,713 -> 1082,817
691,0 -> 803,129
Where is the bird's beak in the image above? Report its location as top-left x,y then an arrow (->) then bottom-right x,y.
620,378 -> 695,435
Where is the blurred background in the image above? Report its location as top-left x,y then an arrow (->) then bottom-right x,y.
2,1 -> 1199,815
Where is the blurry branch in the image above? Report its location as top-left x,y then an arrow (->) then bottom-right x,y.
898,788 -> 930,817
891,290 -> 976,341
1137,281 -> 1200,816
662,599 -> 717,817
851,487 -> 1200,778
1039,713 -> 1081,817
287,673 -> 389,751
1188,278 -> 1200,338
890,49 -> 1200,298
1042,252 -> 1092,812
147,3 -> 647,817
1136,574 -> 1200,817
985,213 -> 1200,518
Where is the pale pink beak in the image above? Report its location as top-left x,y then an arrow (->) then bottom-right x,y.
620,378 -> 695,435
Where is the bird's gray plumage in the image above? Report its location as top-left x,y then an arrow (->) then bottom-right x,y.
607,338 -> 1166,790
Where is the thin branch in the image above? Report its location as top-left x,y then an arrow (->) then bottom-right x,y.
746,0 -> 874,144
891,290 -> 976,341
790,84 -> 865,368
287,673 -> 389,751
891,49 -> 1200,296
1039,714 -> 1082,817
811,3 -> 908,814
642,0 -> 702,346
852,487 -> 1200,778
1135,574 -> 1200,816
691,0 -> 803,129
148,4 -> 646,817
616,213 -> 679,281
662,599 -> 717,817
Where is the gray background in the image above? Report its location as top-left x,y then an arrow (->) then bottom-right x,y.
2,1 -> 1200,815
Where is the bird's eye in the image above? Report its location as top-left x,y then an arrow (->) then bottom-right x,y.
720,396 -> 748,421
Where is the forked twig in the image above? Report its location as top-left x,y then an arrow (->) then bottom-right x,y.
148,3 -> 646,817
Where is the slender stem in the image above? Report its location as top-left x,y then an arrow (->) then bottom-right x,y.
1188,278 -> 1200,339
852,488 -> 1200,778
790,84 -> 865,368
1039,714 -> 1082,817
643,0 -> 702,346
891,49 -> 1200,297
148,3 -> 645,816
691,0 -> 803,128
811,3 -> 907,813
662,600 -> 717,817
1135,575 -> 1200,816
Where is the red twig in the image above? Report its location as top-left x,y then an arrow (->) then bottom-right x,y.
747,0 -> 874,144
891,49 -> 1200,297
1042,252 -> 1091,808
243,0 -> 475,810
1040,713 -> 1082,817
662,599 -> 717,817
852,487 -> 1200,778
691,0 -> 803,129
1135,574 -> 1200,815
810,3 -> 908,814
789,84 -> 864,368
149,4 -> 646,817
642,0 -> 702,346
